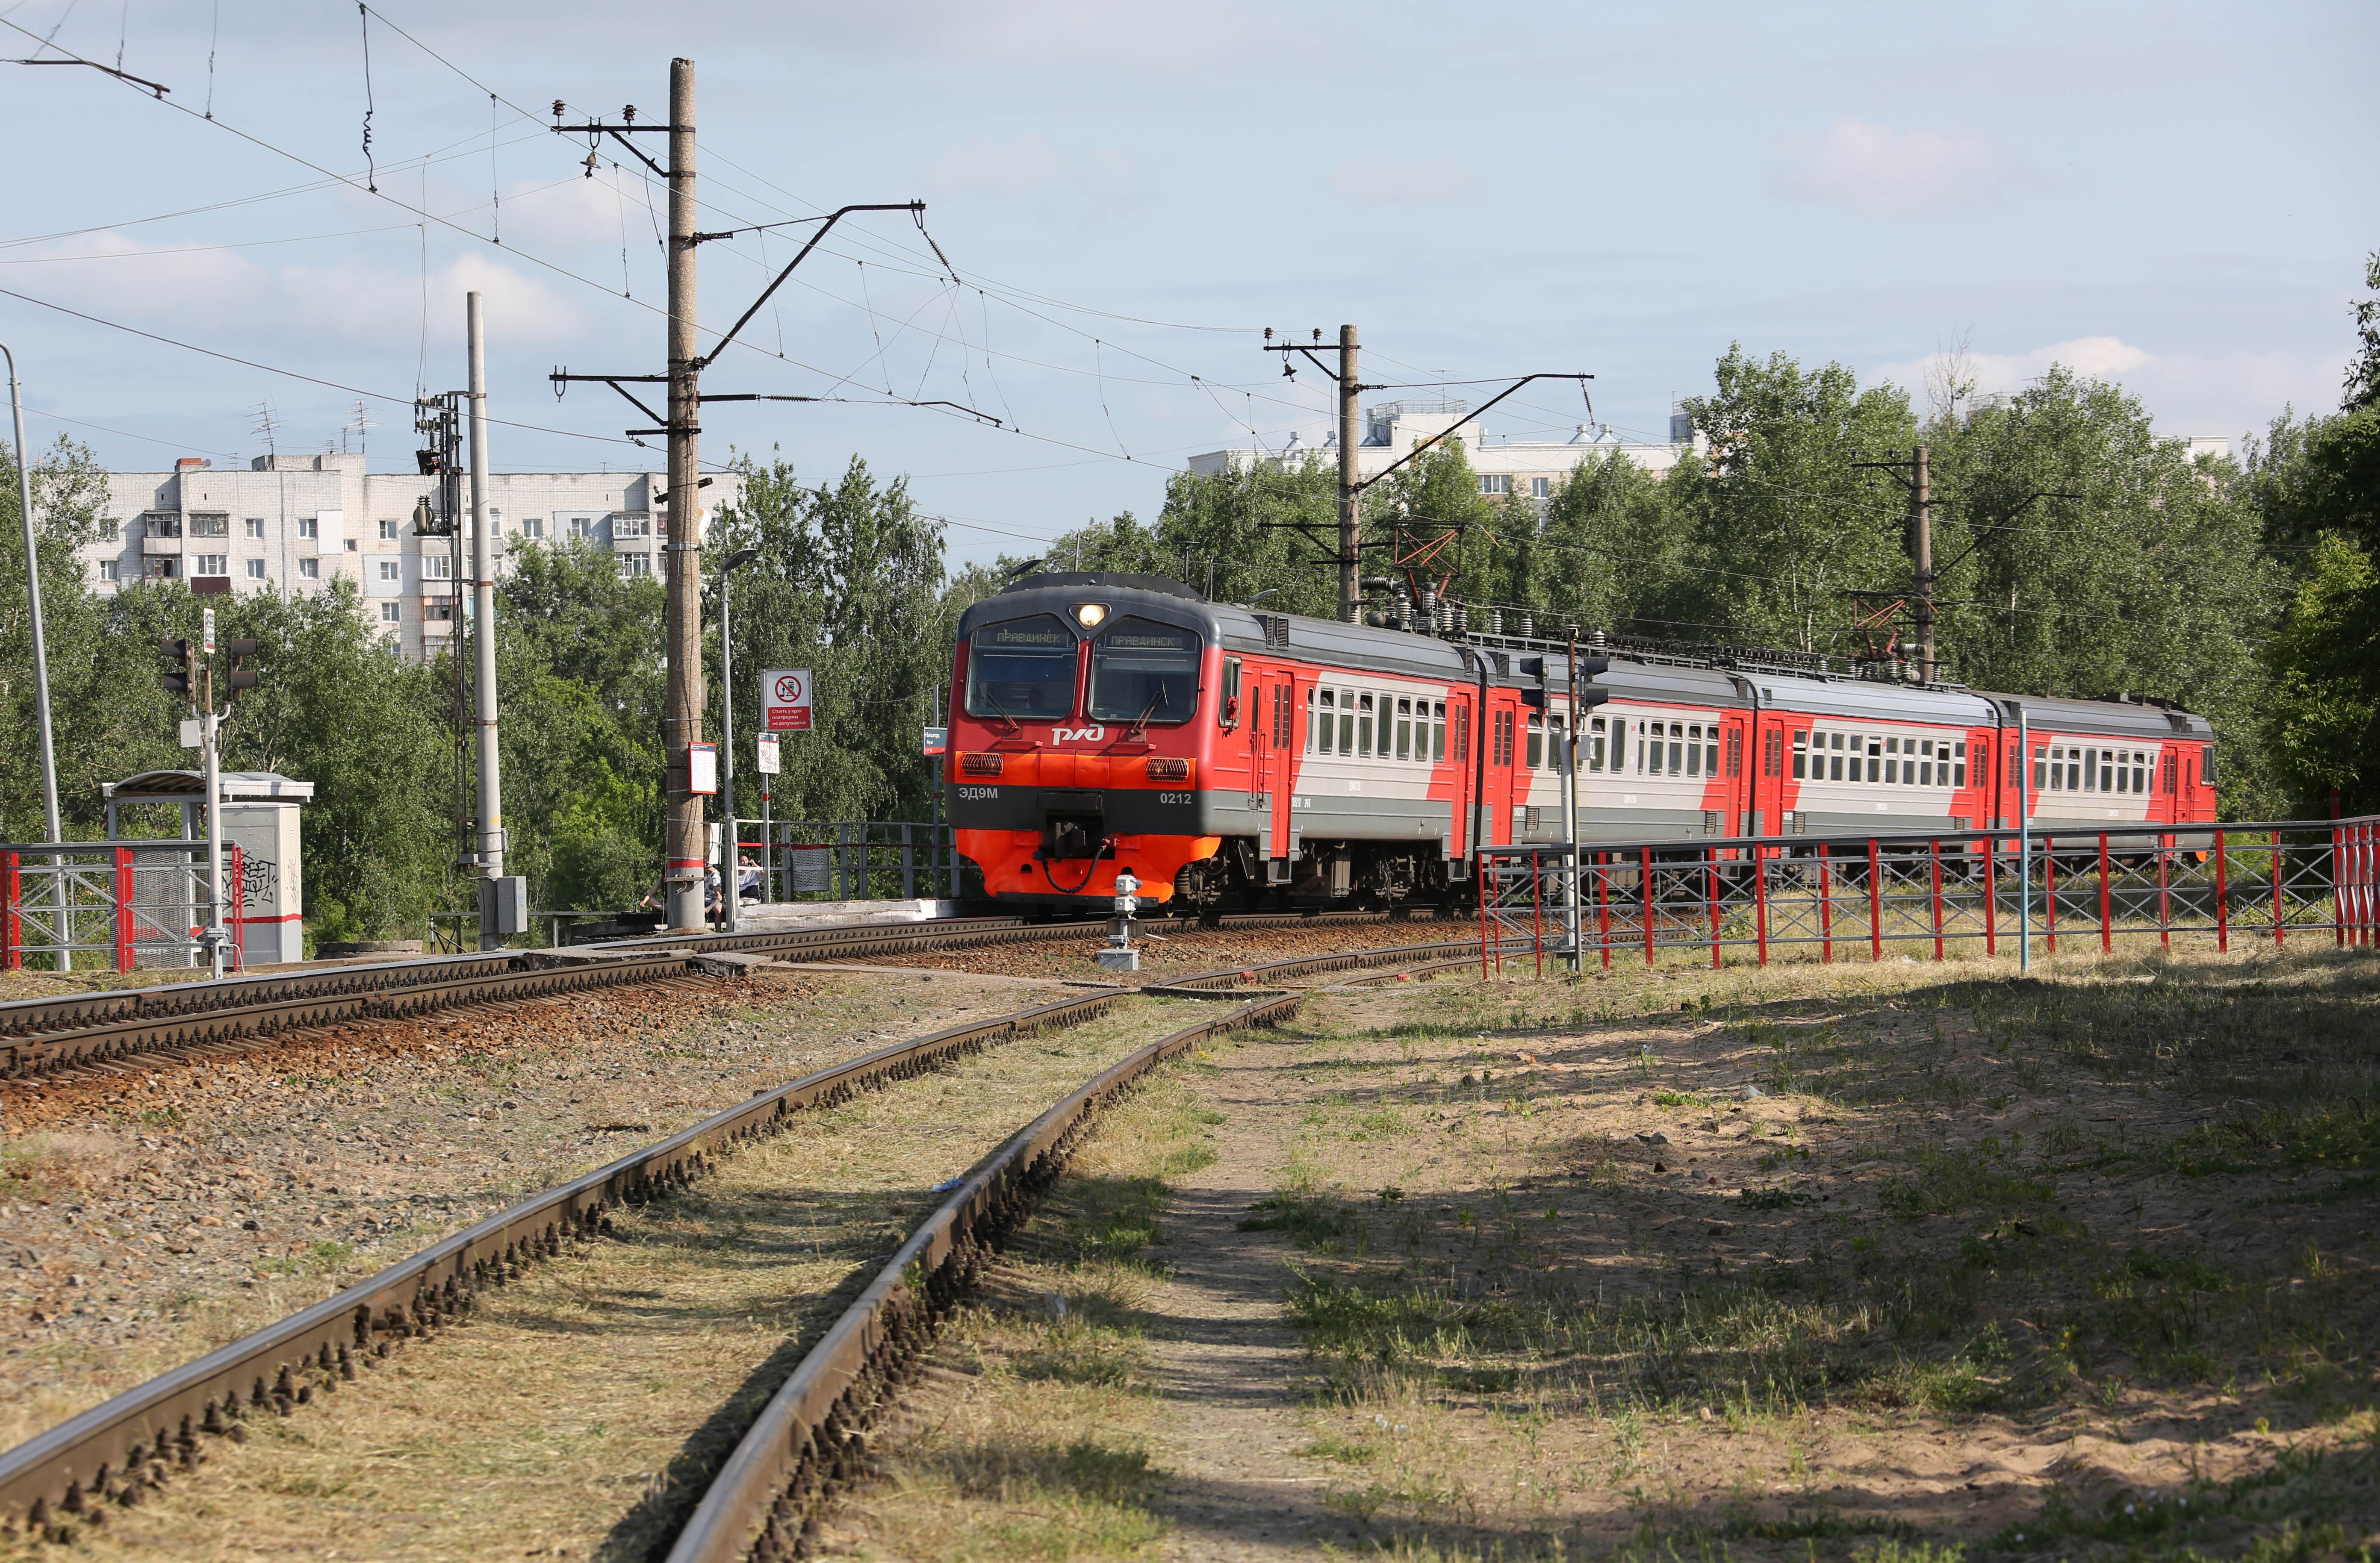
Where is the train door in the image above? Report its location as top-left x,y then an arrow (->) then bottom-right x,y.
1752,713 -> 1788,836
1268,677 -> 1297,859
2159,742 -> 2185,825
1721,715 -> 1750,837
1449,691 -> 1475,857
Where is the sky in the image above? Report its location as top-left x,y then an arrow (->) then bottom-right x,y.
1,0 -> 2374,568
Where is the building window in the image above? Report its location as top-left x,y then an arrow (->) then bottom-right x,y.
145,556 -> 178,578
297,517 -> 318,539
1478,474 -> 1511,495
522,516 -> 545,539
1531,476 -> 1549,498
422,553 -> 453,579
620,552 -> 652,577
145,514 -> 181,539
426,603 -> 455,621
613,514 -> 653,539
189,515 -> 230,538
245,559 -> 266,579
298,558 -> 320,580
571,516 -> 600,539
100,519 -> 121,542
380,601 -> 401,623
377,560 -> 401,581
379,519 -> 399,539
344,538 -> 358,552
97,559 -> 119,581
245,518 -> 265,538
192,554 -> 229,577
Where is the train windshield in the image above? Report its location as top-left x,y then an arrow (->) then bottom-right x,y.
966,615 -> 1076,722
1088,617 -> 1200,727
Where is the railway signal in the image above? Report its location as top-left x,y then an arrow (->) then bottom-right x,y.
161,636 -> 195,701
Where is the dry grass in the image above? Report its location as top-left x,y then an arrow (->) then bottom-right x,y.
9,999 -> 1198,1563
828,1063 -> 1227,1563
1177,944 -> 2379,1560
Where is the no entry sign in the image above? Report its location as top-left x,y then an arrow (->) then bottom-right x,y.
761,668 -> 814,732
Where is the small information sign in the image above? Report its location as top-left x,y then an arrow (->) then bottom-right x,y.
687,742 -> 719,796
922,725 -> 948,756
756,733 -> 781,775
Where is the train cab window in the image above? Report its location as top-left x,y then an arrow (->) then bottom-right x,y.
1218,656 -> 1242,730
1315,689 -> 1335,754
1526,713 -> 1545,770
1356,692 -> 1375,757
2201,747 -> 2216,785
1791,730 -> 1808,780
1396,698 -> 1414,761
1088,618 -> 1200,726
1432,702 -> 1447,762
966,614 -> 1077,721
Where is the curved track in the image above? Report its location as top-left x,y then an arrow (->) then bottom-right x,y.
0,935 -> 1476,1549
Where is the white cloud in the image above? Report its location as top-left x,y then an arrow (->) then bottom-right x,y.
1330,157 -> 1479,206
1777,119 -> 2037,218
1872,335 -> 2347,440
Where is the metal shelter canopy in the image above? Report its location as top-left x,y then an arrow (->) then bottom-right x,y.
103,771 -> 318,804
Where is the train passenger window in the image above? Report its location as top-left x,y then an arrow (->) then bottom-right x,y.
1866,736 -> 1882,783
1791,731 -> 1808,780
1667,722 -> 1684,776
1306,688 -> 1318,754
1551,714 -> 1568,772
1339,690 -> 1355,756
1356,692 -> 1374,758
1588,716 -> 1607,772
1883,737 -> 1898,785
1316,689 -> 1334,754
1396,698 -> 1413,762
2033,746 -> 2048,792
1684,723 -> 1701,778
1829,731 -> 1844,782
1433,702 -> 1447,762
1527,713 -> 1545,770
2133,753 -> 2146,793
1920,739 -> 1934,787
1707,730 -> 1719,777
1954,740 -> 1967,788
1088,618 -> 1201,726
966,614 -> 1077,721
2082,749 -> 2097,792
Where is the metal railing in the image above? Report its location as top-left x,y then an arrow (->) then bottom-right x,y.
1476,817 -> 2380,976
740,819 -> 960,903
1,842 -> 243,974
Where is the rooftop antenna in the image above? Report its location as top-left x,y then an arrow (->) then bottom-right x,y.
250,400 -> 278,460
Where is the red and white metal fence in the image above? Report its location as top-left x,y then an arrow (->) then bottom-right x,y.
0,842 -> 244,974
1478,817 -> 2380,977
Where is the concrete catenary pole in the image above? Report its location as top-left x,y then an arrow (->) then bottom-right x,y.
1336,324 -> 1360,623
467,291 -> 506,949
1912,443 -> 1935,683
664,56 -> 707,932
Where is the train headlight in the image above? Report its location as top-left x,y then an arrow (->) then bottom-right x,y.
1145,757 -> 1190,781
961,753 -> 1004,776
1074,603 -> 1108,628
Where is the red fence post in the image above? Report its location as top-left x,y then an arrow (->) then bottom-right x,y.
1754,844 -> 1770,967
1930,839 -> 1945,961
2271,829 -> 2285,948
228,843 -> 245,971
2,852 -> 18,972
1478,856 -> 1490,979
2157,834 -> 2172,950
1706,850 -> 1722,970
1867,839 -> 1883,963
2097,833 -> 2113,955
1819,844 -> 1834,963
113,846 -> 135,972
1983,835 -> 1998,957
2215,829 -> 2230,951
1596,851 -> 1612,970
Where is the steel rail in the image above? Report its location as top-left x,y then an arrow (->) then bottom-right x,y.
1140,935 -> 1506,997
665,990 -> 1302,1563
0,989 -> 1123,1542
0,910 -> 1393,1082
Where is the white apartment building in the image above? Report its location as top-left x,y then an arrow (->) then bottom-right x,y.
1189,400 -> 1698,498
86,453 -> 743,660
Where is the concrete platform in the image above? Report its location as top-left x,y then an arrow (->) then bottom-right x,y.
723,899 -> 957,932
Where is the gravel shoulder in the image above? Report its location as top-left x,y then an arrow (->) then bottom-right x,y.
0,965 -> 1044,1452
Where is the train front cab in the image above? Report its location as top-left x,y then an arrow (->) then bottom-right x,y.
946,577 -> 1222,910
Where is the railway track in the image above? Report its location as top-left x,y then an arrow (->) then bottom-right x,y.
0,935 -> 1476,1551
0,909 -> 1396,1083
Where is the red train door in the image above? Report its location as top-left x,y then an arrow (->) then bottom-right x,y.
1268,677 -> 1295,858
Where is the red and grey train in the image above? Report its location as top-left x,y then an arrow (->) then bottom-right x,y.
945,572 -> 2219,913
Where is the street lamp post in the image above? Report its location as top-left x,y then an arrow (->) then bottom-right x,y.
714,547 -> 761,933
